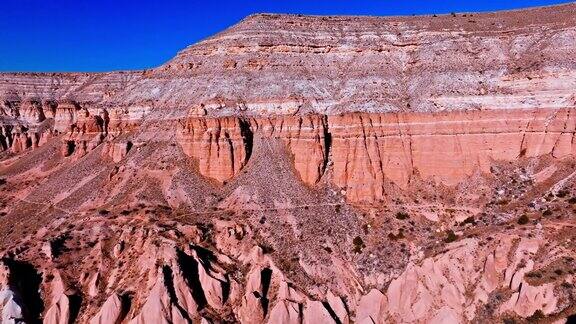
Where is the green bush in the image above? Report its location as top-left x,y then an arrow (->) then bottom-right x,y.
444,230 -> 457,243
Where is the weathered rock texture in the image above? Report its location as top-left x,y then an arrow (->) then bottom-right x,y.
1,3 -> 576,324
177,117 -> 251,183
177,108 -> 576,203
328,108 -> 576,202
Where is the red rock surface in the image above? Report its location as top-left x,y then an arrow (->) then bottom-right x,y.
1,3 -> 576,323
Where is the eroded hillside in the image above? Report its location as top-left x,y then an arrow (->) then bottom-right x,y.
1,4 -> 576,324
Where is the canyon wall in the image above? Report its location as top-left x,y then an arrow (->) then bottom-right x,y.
177,117 -> 252,183
328,108 -> 576,201
1,5 -> 576,323
0,97 -> 144,161
1,4 -> 575,202
175,108 -> 576,202
3,96 -> 576,204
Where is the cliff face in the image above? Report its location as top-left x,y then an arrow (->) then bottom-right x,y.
328,108 -> 576,201
177,117 -> 252,183
2,4 -> 576,324
177,114 -> 329,185
175,108 -> 576,203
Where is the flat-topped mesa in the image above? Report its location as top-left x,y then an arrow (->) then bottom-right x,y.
1,4 -> 576,200
153,4 -> 576,116
1,5 -> 576,116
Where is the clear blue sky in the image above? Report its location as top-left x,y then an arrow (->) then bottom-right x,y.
0,0 -> 572,72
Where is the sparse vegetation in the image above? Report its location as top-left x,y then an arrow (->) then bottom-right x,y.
444,230 -> 458,243
527,310 -> 545,322
98,209 -> 110,215
353,236 -> 365,253
460,216 -> 476,226
526,271 -> 542,278
554,269 -> 563,276
388,230 -> 405,240
259,244 -> 275,254
517,214 -> 529,225
542,209 -> 553,216
519,148 -> 527,157
503,318 -> 517,324
395,211 -> 409,220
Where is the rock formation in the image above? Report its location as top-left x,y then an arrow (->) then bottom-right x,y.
1,3 -> 576,323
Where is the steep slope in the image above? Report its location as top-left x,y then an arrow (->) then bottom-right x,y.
1,3 -> 576,323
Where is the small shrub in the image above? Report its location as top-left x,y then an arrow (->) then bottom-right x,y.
517,214 -> 529,225
335,205 -> 342,213
554,269 -> 563,276
568,197 -> 576,204
526,271 -> 542,278
527,310 -> 544,322
519,148 -> 527,157
460,216 -> 475,226
444,230 -> 458,243
98,209 -> 110,215
562,282 -> 574,288
388,230 -> 405,240
353,236 -> 365,253
542,209 -> 553,216
395,212 -> 409,220
259,244 -> 275,254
